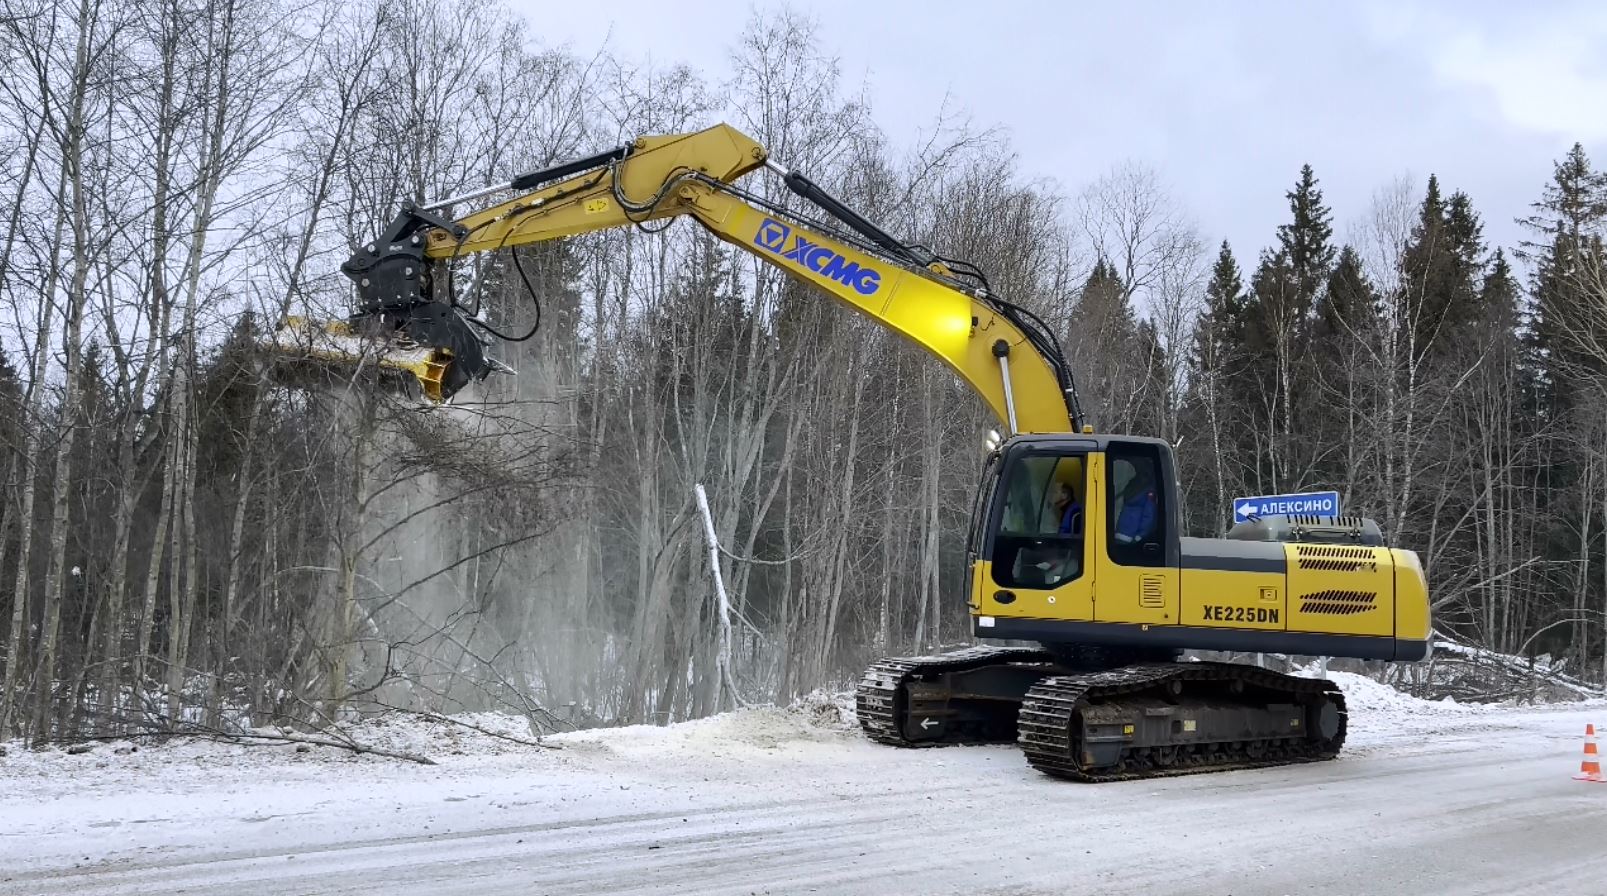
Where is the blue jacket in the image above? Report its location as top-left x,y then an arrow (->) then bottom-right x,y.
1115,491 -> 1157,542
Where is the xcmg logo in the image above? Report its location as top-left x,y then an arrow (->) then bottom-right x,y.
753,218 -> 882,296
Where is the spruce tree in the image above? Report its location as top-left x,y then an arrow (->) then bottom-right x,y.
1276,164 -> 1336,314
1192,241 -> 1247,377
1523,145 -> 1607,411
1306,246 -> 1379,487
1399,174 -> 1445,341
1519,143 -> 1607,254
1241,249 -> 1300,487
1179,242 -> 1253,531
1067,259 -> 1141,430
1479,249 -> 1520,331
0,345 -> 20,467
1318,245 -> 1379,337
1400,177 -> 1485,360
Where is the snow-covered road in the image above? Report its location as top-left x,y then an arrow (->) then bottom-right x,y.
3,676 -> 1605,896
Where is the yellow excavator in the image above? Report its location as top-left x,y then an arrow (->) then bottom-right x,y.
274,123 -> 1431,781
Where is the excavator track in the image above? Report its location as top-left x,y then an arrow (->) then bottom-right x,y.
856,646 -> 1056,746
1016,661 -> 1347,782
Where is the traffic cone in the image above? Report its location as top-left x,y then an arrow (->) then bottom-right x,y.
1574,724 -> 1605,782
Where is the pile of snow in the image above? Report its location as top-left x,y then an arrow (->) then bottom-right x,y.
551,699 -> 859,761
1322,670 -> 1487,717
787,687 -> 858,731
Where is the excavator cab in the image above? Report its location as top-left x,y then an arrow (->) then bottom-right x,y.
972,436 -> 1177,605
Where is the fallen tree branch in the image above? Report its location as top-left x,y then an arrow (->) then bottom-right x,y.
56,709 -> 439,764
377,707 -> 563,750
205,729 -> 440,765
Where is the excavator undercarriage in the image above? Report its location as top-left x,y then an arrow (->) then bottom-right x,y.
857,646 -> 1346,782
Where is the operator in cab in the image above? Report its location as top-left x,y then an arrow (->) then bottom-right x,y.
1052,482 -> 1082,536
1113,463 -> 1158,544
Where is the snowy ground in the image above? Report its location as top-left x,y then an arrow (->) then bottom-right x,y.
2,674 -> 1604,896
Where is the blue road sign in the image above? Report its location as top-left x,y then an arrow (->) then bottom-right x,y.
1232,491 -> 1341,522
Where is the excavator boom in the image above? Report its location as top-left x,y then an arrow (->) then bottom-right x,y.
281,124 -> 1080,432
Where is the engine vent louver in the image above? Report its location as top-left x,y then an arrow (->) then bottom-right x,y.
1299,590 -> 1377,616
1296,544 -> 1380,573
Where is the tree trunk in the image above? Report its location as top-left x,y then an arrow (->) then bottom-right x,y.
30,0 -> 102,738
0,152 -> 72,740
102,0 -> 182,732
133,443 -> 177,723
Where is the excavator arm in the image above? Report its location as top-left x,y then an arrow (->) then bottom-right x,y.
309,124 -> 1082,434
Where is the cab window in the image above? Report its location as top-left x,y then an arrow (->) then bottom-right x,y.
1106,443 -> 1165,567
990,453 -> 1086,590
965,452 -> 999,561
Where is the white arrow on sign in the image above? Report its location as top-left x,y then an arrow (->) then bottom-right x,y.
919,717 -> 938,731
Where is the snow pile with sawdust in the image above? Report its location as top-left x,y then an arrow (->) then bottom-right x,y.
551,697 -> 860,761
787,687 -> 860,730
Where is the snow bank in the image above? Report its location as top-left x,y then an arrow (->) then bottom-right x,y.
1321,670 -> 1487,717
3,666 -> 1567,782
0,695 -> 867,783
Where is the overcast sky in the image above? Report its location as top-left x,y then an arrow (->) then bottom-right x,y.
516,1 -> 1607,272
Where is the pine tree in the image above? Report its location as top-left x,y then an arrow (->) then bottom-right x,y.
1399,174 -> 1444,355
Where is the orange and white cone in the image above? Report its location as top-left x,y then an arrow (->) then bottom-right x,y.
1574,724 -> 1605,782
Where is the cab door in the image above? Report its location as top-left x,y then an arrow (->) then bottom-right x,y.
965,452 -> 1000,614
1092,442 -> 1180,626
975,447 -> 1095,623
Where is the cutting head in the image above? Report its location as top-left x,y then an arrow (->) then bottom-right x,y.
263,312 -> 484,403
